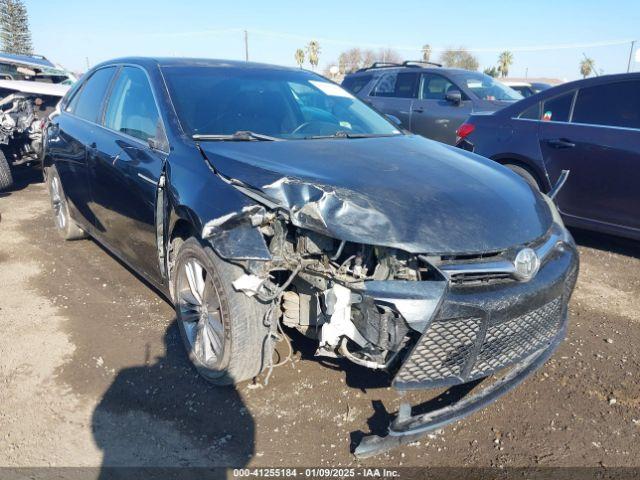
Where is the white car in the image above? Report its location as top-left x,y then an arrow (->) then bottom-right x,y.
0,79 -> 70,190
501,80 -> 536,97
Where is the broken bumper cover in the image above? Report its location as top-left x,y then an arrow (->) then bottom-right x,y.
355,243 -> 578,457
354,327 -> 565,457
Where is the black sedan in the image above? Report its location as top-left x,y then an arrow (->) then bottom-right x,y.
43,57 -> 578,457
456,73 -> 640,241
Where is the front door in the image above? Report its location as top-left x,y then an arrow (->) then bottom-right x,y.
89,66 -> 168,281
410,73 -> 472,144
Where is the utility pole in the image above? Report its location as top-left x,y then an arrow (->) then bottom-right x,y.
244,30 -> 249,62
627,40 -> 636,73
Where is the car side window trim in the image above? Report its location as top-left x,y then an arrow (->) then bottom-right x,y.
512,90 -> 577,123
101,64 -> 169,152
64,65 -> 117,115
64,63 -> 170,153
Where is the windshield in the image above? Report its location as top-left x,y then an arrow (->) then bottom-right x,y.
162,66 -> 401,139
455,72 -> 523,101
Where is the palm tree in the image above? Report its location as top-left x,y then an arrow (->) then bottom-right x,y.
421,44 -> 432,63
497,51 -> 513,78
294,48 -> 305,69
580,57 -> 595,78
306,40 -> 321,70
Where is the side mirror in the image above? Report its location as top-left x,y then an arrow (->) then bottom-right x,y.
385,114 -> 402,126
445,90 -> 463,105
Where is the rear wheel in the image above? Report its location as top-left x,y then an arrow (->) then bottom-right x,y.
0,149 -> 13,191
46,165 -> 87,240
504,163 -> 540,191
172,237 -> 273,385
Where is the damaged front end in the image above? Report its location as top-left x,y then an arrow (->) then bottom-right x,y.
199,160 -> 578,457
0,93 -> 50,166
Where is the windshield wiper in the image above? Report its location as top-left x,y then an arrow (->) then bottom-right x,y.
305,131 -> 400,140
192,131 -> 281,142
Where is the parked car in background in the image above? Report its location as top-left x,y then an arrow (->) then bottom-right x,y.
44,57 -> 577,457
456,72 -> 640,241
501,80 -> 536,97
530,81 -> 553,93
0,80 -> 69,190
0,53 -> 76,85
342,61 -> 522,144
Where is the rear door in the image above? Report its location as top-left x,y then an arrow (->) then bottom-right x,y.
366,71 -> 418,129
89,66 -> 168,281
49,66 -> 117,226
410,73 -> 472,144
540,80 -> 640,230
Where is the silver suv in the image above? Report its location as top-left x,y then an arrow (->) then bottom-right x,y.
342,61 -> 522,144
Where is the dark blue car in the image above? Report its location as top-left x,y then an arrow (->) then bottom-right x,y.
457,73 -> 640,241
43,58 -> 578,457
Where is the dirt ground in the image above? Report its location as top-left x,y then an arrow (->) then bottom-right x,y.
1,166 -> 639,471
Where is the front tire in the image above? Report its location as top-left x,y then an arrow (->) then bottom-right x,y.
46,165 -> 87,240
0,149 -> 13,191
172,237 -> 273,385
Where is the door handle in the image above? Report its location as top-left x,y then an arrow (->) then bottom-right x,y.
546,138 -> 575,149
412,107 -> 424,113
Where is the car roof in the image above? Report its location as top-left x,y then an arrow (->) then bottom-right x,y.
494,71 -> 640,117
345,64 -> 472,77
92,56 -> 303,73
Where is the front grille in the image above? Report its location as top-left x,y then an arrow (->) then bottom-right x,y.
394,317 -> 482,383
471,297 -> 562,377
394,296 -> 565,389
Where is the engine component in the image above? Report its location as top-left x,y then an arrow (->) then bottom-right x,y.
317,284 -> 366,356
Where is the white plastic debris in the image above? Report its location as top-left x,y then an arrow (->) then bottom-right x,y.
232,274 -> 266,297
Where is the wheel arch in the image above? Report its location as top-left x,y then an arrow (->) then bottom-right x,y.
490,154 -> 551,192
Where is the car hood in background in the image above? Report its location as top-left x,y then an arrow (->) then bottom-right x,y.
0,79 -> 69,97
200,135 -> 552,255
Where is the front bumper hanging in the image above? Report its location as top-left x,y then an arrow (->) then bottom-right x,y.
354,243 -> 578,458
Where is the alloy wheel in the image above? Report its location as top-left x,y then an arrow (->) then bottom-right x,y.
177,258 -> 225,367
50,175 -> 66,230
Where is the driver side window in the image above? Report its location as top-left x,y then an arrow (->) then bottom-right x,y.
104,66 -> 162,143
419,73 -> 462,100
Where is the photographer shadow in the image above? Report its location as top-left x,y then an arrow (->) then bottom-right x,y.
92,322 -> 253,477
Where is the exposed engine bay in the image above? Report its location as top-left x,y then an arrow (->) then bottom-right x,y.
203,204 -> 441,371
0,92 -> 52,165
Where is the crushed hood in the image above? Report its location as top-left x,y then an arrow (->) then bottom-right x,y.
200,135 -> 553,255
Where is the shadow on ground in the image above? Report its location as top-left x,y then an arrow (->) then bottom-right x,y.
0,164 -> 43,199
92,322 -> 254,473
571,227 -> 640,259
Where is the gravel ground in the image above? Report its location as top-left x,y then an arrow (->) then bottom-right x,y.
1,166 -> 639,470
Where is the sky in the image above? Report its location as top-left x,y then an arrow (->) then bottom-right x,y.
25,0 -> 640,80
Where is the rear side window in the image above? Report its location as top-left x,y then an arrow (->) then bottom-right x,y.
104,66 -> 161,142
342,74 -> 372,94
542,91 -> 574,122
572,81 -> 640,129
371,72 -> 418,98
66,67 -> 116,122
